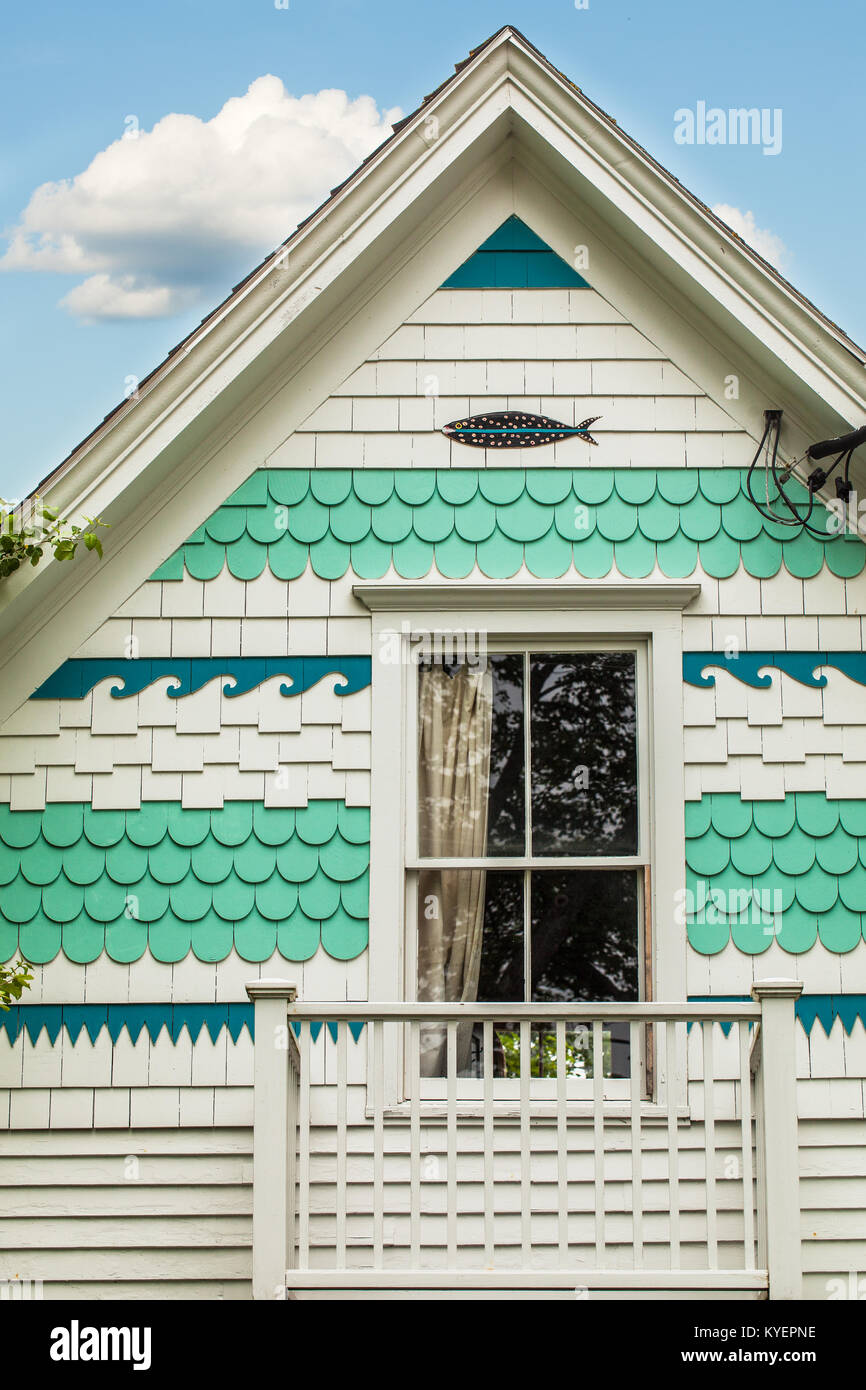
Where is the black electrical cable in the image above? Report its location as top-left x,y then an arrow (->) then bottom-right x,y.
746,413 -> 807,530
807,426 -> 866,460
744,412 -> 860,540
742,413 -> 865,540
767,413 -> 810,529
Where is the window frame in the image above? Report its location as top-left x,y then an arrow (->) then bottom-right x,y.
406,637 -> 650,1011
356,581 -> 697,1105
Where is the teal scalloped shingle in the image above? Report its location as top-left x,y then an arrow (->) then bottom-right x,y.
685,793 -> 866,956
150,469 -> 866,585
0,801 -> 369,966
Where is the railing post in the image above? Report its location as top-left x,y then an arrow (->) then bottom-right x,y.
246,979 -> 298,1301
751,979 -> 803,1300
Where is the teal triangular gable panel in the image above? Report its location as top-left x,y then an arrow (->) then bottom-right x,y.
441,216 -> 591,289
477,219 -> 551,252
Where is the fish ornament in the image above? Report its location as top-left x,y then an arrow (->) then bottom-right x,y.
442,411 -> 601,448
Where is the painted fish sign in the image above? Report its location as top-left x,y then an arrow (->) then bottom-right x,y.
442,411 -> 601,448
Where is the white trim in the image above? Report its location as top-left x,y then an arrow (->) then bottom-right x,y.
355,583 -> 701,612
367,597 -> 688,1015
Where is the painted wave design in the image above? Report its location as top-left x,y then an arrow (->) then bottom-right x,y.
442,411 -> 601,448
30,656 -> 372,701
683,652 -> 866,690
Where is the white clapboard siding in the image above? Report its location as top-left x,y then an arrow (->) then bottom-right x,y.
798,1117 -> 866,1295
1,1092 -> 864,1295
0,1127 -> 253,1298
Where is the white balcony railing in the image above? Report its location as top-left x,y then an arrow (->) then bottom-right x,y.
246,983 -> 803,1299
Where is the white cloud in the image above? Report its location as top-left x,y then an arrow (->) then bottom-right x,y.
2,77 -> 402,320
711,204 -> 787,270
58,274 -> 201,322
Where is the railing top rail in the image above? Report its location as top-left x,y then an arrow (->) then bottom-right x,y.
281,1001 -> 762,1022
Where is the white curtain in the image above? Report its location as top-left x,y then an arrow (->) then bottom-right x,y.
417,663 -> 493,1075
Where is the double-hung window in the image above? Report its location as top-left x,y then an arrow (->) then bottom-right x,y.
411,644 -> 648,1080
358,583 -> 694,1103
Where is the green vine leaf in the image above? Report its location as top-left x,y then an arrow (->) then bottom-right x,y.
0,958 -> 34,1011
0,496 -> 109,579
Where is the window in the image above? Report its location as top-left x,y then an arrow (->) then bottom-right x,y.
356,582 -> 694,1102
411,646 -> 648,1077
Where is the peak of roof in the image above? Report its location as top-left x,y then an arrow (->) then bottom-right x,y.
32,24 -> 865,498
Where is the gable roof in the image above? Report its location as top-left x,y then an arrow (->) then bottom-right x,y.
1,23 -> 864,722
27,24 -> 866,501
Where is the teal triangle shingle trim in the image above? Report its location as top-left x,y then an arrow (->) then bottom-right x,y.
441,217 -> 590,289
227,1003 -> 254,1042
173,1004 -> 223,1044
688,995 -> 866,1036
2,1003 -> 254,1045
796,995 -> 833,1037
62,1004 -> 107,1044
324,1020 -> 366,1042
107,1005 -> 170,1044
5,1005 -> 64,1045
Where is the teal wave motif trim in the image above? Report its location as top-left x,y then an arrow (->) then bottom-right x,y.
683,652 -> 866,689
0,1003 -> 253,1045
31,656 -> 372,701
688,995 -> 866,1038
685,793 -> 866,955
441,216 -> 590,289
148,468 -> 866,585
0,800 -> 370,966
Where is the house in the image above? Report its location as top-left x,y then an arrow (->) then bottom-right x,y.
1,25 -> 865,1301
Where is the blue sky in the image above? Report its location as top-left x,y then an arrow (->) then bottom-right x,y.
2,0 -> 863,500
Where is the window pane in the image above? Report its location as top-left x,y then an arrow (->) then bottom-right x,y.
529,653 -> 638,856
476,871 -> 525,1001
417,656 -> 524,858
417,869 -> 524,1003
485,656 -> 525,856
530,869 -> 639,1002
417,868 -> 522,1078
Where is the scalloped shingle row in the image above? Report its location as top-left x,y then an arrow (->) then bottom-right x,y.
0,800 -> 369,965
150,468 -> 866,583
685,794 -> 866,956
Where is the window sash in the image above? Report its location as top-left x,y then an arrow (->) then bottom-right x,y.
407,638 -> 649,866
406,866 -> 646,1007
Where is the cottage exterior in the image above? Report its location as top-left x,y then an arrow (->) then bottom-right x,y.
1,27 -> 865,1300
